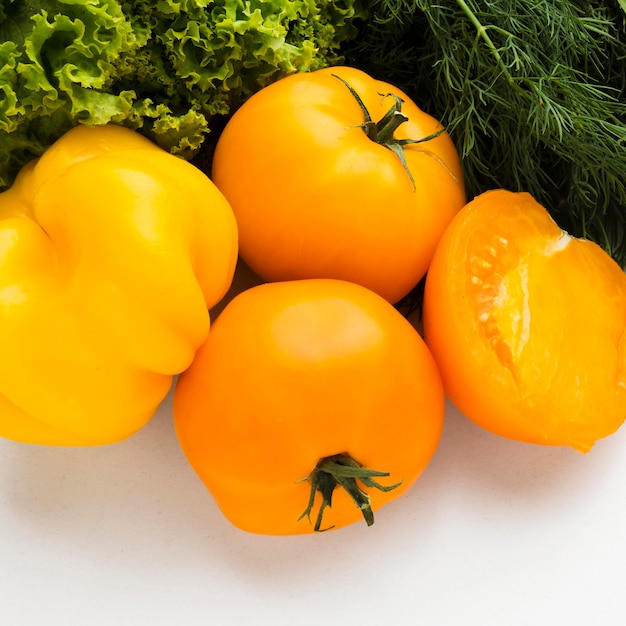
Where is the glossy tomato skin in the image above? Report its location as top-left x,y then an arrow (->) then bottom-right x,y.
211,66 -> 466,304
173,278 -> 445,535
423,190 -> 626,452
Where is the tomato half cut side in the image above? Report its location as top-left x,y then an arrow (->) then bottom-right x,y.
423,189 -> 626,452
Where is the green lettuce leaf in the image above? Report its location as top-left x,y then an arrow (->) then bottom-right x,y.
0,0 -> 364,189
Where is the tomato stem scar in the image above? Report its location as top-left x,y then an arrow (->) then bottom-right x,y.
298,452 -> 402,531
331,73 -> 445,192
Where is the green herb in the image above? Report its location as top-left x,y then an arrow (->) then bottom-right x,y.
343,0 -> 626,265
0,0 -> 364,189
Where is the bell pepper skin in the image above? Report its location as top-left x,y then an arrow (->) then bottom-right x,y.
0,124 -> 238,446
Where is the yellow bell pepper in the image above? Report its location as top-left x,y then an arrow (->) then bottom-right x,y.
0,124 -> 238,446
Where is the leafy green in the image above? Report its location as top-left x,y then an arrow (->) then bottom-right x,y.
343,0 -> 626,265
0,0 -> 364,189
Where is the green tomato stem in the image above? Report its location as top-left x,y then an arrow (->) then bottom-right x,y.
332,73 -> 445,191
298,452 -> 402,532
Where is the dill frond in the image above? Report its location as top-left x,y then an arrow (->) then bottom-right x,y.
343,0 -> 626,265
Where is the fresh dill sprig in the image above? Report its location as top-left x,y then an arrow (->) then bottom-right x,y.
342,0 -> 626,265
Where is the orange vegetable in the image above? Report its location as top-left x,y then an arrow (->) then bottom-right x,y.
211,65 -> 466,304
174,278 -> 444,534
423,189 -> 626,452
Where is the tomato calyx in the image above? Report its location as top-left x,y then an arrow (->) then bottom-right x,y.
332,73 -> 445,191
298,452 -> 402,532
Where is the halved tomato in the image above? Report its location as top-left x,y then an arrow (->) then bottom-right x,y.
423,189 -> 626,452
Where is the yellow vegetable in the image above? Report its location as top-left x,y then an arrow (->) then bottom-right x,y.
0,124 -> 238,446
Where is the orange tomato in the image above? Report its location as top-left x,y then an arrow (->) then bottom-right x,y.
173,278 -> 444,534
423,189 -> 626,452
211,65 -> 466,304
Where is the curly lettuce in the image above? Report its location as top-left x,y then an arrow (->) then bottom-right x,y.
0,0 -> 364,189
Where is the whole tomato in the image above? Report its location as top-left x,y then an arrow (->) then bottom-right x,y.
423,189 -> 626,452
211,66 -> 466,304
173,278 -> 444,534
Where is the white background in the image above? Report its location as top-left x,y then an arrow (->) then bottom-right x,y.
1,264 -> 625,625
1,390 -> 625,625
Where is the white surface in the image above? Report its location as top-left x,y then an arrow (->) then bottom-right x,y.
1,386 -> 625,626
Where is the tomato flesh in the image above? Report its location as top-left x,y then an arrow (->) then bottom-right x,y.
423,190 -> 626,452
